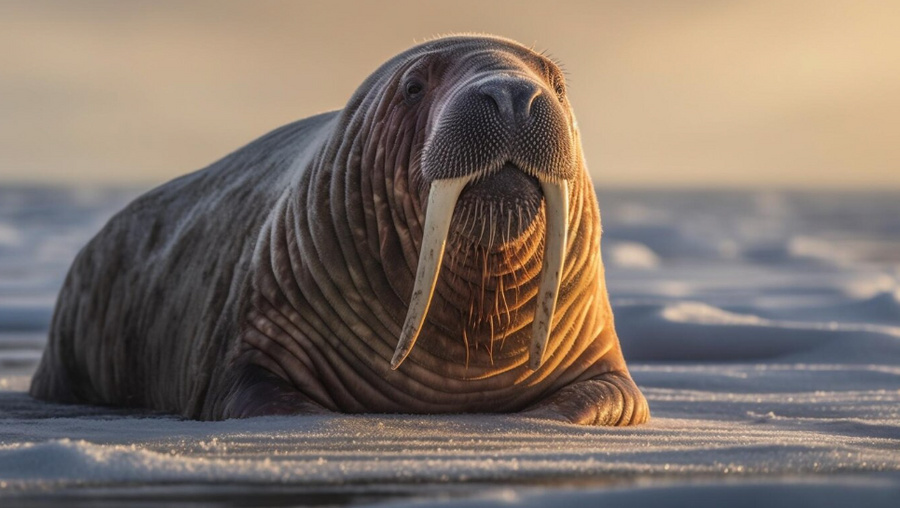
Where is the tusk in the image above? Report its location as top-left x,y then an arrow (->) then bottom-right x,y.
391,176 -> 472,370
529,179 -> 569,370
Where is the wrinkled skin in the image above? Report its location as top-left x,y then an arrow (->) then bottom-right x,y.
30,35 -> 649,426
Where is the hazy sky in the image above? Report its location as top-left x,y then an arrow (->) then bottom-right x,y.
1,0 -> 899,188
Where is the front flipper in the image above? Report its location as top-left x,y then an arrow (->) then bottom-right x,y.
222,365 -> 331,419
521,371 -> 649,426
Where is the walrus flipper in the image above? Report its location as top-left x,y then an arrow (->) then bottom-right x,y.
520,371 -> 649,426
221,365 -> 331,419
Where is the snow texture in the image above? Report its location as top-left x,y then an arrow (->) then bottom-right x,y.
1,186 -> 899,505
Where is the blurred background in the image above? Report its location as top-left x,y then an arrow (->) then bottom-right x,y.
1,0 -> 899,188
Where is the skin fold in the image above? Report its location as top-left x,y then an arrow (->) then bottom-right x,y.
29,35 -> 649,426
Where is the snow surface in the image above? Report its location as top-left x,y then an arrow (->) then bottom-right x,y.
1,187 -> 899,505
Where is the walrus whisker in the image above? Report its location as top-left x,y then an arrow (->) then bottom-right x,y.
488,314 -> 495,365
499,219 -> 512,351
391,175 -> 472,369
462,326 -> 470,369
478,207 -> 488,326
507,210 -> 523,352
488,202 -> 497,364
488,202 -> 496,252
529,179 -> 569,370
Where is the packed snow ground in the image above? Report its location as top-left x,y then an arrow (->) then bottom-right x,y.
1,187 -> 899,505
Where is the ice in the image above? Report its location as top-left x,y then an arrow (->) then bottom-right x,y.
0,223 -> 22,248
377,478 -> 900,507
605,241 -> 661,269
0,187 -> 899,504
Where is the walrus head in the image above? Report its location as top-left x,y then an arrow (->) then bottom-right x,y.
332,35 -> 587,373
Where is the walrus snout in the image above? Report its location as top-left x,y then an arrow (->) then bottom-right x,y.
420,72 -> 575,184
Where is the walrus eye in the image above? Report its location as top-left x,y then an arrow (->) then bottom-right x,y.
404,79 -> 425,102
554,82 -> 566,102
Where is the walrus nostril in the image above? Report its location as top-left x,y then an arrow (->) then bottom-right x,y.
479,77 -> 541,128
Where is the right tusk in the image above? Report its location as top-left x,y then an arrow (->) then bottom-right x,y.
391,176 -> 472,370
529,179 -> 569,370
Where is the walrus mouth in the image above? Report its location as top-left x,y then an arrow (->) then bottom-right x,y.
391,171 -> 569,371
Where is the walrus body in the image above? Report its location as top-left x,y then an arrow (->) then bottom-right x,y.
31,35 -> 649,425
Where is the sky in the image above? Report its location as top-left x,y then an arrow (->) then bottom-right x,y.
1,0 -> 898,188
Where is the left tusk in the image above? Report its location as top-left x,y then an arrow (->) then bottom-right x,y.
391,176 -> 472,370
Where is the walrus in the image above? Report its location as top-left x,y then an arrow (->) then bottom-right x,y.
30,35 -> 649,426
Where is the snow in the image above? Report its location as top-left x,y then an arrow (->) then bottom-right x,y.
1,186 -> 899,505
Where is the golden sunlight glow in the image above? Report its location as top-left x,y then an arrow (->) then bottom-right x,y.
0,0 -> 898,188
